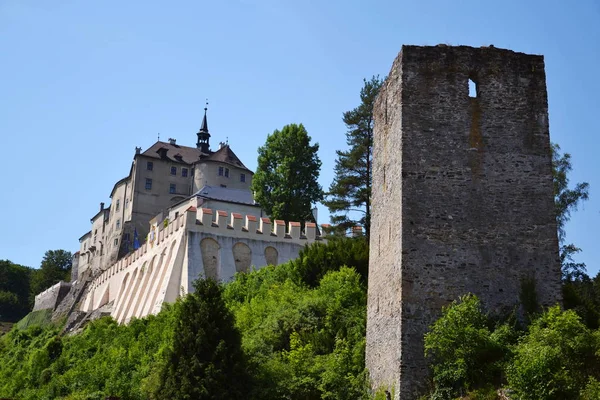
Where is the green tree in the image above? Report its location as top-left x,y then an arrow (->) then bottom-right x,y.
156,278 -> 249,400
323,76 -> 383,238
551,143 -> 590,280
0,260 -> 33,321
251,123 -> 323,223
424,294 -> 509,398
506,306 -> 600,400
30,250 -> 72,300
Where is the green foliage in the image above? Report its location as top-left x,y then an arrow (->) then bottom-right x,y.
551,143 -> 590,244
155,278 -> 250,400
581,377 -> 600,400
15,309 -> 53,330
1,238 -> 369,399
251,123 -> 323,222
30,250 -> 73,303
290,236 -> 369,287
424,294 -> 513,398
224,240 -> 370,400
324,76 -> 383,238
551,143 -> 590,280
563,271 -> 600,329
0,259 -> 33,321
506,306 -> 600,400
0,305 -> 178,399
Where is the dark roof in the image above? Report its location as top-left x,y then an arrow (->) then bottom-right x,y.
199,109 -> 209,133
194,185 -> 258,206
79,231 -> 92,241
202,145 -> 252,172
140,141 -> 252,172
141,141 -> 205,164
90,207 -> 110,223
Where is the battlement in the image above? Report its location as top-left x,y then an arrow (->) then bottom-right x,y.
88,208 -> 326,297
189,207 -> 324,242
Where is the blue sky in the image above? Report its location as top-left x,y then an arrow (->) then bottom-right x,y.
1,0 -> 598,276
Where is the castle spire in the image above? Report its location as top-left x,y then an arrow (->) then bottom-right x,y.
196,100 -> 211,153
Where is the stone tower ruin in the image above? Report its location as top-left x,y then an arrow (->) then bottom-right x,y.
366,45 -> 561,399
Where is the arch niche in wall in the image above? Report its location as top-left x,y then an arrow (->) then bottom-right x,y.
233,242 -> 252,273
264,246 -> 278,266
201,237 -> 220,280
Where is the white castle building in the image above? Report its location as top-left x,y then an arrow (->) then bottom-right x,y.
34,109 -> 326,324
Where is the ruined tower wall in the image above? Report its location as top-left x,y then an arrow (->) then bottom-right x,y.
366,45 -> 561,399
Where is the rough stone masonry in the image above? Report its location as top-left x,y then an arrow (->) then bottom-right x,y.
366,45 -> 561,399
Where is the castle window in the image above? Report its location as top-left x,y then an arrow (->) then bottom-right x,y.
182,167 -> 188,177
224,168 -> 230,178
84,243 -> 86,250
169,184 -> 176,194
116,199 -> 120,211
125,199 -> 129,208
147,161 -> 153,171
468,78 -> 478,98
116,219 -> 121,229
124,233 -> 130,241
114,238 -> 118,246
171,166 -> 177,175
218,166 -> 224,176
145,178 -> 152,190
240,173 -> 246,183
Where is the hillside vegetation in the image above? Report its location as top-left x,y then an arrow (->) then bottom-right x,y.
0,237 -> 375,400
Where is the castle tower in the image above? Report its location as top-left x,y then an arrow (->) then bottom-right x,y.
366,45 -> 561,399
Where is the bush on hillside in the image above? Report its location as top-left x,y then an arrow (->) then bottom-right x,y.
289,236 -> 369,287
424,294 -> 514,399
506,306 -> 600,400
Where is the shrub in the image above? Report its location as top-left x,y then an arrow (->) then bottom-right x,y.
506,306 -> 600,400
424,294 -> 506,397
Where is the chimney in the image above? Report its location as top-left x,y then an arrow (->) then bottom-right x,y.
100,202 -> 105,211
135,146 -> 141,155
168,138 -> 176,145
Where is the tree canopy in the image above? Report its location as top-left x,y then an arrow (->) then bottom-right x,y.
551,143 -> 590,281
30,250 -> 72,300
251,123 -> 323,223
323,76 -> 383,238
156,278 -> 250,400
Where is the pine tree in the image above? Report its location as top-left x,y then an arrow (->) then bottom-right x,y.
156,278 -> 250,399
323,76 -> 383,238
552,143 -> 590,280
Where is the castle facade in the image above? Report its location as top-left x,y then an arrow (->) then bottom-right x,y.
34,108 -> 326,323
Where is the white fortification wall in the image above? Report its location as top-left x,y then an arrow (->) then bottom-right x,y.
81,207 -> 325,324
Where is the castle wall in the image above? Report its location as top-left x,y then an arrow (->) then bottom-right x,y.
106,179 -> 129,265
81,208 -> 325,324
33,281 -> 72,311
366,45 -> 561,399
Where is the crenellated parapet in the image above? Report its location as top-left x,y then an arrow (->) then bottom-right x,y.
188,207 -> 325,243
82,207 -> 327,324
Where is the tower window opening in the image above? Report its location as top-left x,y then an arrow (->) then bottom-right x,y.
468,78 -> 478,98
